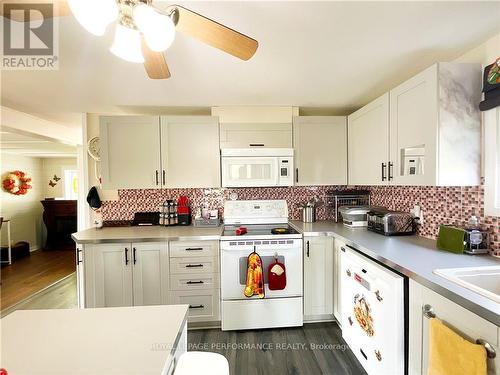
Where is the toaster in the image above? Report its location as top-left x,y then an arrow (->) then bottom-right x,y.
367,209 -> 417,236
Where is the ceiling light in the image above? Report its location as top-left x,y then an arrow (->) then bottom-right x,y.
68,0 -> 118,36
133,4 -> 175,52
110,24 -> 145,63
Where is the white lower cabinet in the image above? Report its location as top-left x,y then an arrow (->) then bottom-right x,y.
332,239 -> 344,323
303,236 -> 334,321
85,242 -> 168,308
409,280 -> 500,375
169,240 -> 220,324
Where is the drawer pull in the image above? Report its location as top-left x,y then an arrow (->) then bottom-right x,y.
186,280 -> 204,284
185,247 -> 203,251
423,305 -> 496,359
189,304 -> 205,309
186,264 -> 204,268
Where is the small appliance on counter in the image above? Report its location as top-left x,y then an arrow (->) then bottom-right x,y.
193,207 -> 221,227
177,196 -> 191,226
338,206 -> 372,227
367,208 -> 417,236
132,212 -> 160,226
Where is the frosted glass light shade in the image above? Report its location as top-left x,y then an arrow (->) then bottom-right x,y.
110,24 -> 145,63
68,0 -> 118,36
133,4 -> 175,52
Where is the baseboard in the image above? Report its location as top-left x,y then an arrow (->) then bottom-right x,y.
30,246 -> 40,252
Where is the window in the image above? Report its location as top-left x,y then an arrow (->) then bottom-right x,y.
64,169 -> 78,200
484,107 -> 500,216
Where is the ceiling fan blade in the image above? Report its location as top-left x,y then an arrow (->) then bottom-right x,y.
170,5 -> 258,61
142,39 -> 171,79
0,0 -> 70,21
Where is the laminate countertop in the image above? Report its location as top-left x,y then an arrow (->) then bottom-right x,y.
290,220 -> 500,326
72,225 -> 223,244
1,305 -> 188,374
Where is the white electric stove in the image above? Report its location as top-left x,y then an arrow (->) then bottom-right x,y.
220,200 -> 303,331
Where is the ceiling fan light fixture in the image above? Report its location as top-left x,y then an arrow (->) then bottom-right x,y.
110,24 -> 145,63
133,3 -> 176,52
68,0 -> 118,36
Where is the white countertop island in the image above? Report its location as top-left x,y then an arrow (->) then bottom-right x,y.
1,305 -> 188,374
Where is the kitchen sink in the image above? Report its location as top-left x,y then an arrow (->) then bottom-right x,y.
434,266 -> 500,303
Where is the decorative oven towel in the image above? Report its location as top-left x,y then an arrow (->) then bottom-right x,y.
244,251 -> 265,298
268,257 -> 286,290
428,318 -> 487,375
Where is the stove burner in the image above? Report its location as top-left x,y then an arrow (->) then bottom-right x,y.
271,228 -> 290,235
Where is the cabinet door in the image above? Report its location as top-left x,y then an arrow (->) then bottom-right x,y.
419,286 -> 499,375
390,65 -> 438,186
219,123 -> 293,148
160,116 -> 220,188
91,243 -> 133,307
131,242 -> 169,306
303,236 -> 334,320
76,245 -> 85,308
348,93 -> 390,185
100,116 -> 161,189
332,239 -> 344,323
293,116 -> 347,185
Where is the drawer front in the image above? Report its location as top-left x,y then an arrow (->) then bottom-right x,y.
170,273 -> 220,291
169,241 -> 219,258
170,289 -> 220,322
170,256 -> 219,275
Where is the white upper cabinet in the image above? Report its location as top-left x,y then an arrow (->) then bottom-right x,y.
160,116 -> 220,188
100,115 -> 221,189
390,63 -> 481,186
213,106 -> 298,148
348,94 -> 390,185
348,63 -> 481,186
293,116 -> 347,185
100,116 -> 161,189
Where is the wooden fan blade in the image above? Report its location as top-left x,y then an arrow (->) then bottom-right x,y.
1,0 -> 70,21
142,39 -> 171,80
170,5 -> 258,61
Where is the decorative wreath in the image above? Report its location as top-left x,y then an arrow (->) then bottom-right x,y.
2,170 -> 32,195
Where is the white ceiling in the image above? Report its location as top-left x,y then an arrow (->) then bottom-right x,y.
1,1 -> 500,128
0,129 -> 77,157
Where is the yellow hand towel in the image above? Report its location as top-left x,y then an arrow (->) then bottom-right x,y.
428,318 -> 487,375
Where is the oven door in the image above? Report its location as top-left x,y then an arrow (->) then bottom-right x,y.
220,239 -> 303,300
221,156 -> 280,187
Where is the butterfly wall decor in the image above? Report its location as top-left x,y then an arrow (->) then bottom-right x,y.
53,175 -> 61,182
48,180 -> 57,187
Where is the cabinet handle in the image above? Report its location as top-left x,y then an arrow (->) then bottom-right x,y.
306,241 -> 310,257
76,248 -> 82,265
124,248 -> 129,265
381,163 -> 387,181
162,170 -> 166,185
189,304 -> 204,309
133,247 -> 137,265
388,162 -> 394,181
186,264 -> 204,268
155,170 -> 159,186
295,168 -> 299,183
249,143 -> 264,147
185,247 -> 203,251
186,280 -> 204,284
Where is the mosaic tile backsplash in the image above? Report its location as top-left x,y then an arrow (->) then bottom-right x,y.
101,183 -> 499,256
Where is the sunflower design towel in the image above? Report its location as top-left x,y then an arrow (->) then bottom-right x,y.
244,252 -> 265,298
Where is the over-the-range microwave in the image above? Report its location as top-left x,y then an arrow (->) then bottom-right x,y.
221,148 -> 294,187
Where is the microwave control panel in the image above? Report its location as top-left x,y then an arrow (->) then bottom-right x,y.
278,157 -> 294,186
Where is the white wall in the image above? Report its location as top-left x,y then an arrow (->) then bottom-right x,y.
0,153 -> 44,251
41,157 -> 77,199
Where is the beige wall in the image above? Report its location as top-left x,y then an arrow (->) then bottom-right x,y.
41,157 -> 77,199
0,153 -> 44,251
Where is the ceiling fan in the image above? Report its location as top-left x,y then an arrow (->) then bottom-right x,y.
2,0 -> 259,79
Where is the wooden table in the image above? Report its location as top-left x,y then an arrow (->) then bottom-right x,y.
1,305 -> 188,374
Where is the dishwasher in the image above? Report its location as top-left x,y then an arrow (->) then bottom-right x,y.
340,245 -> 407,375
